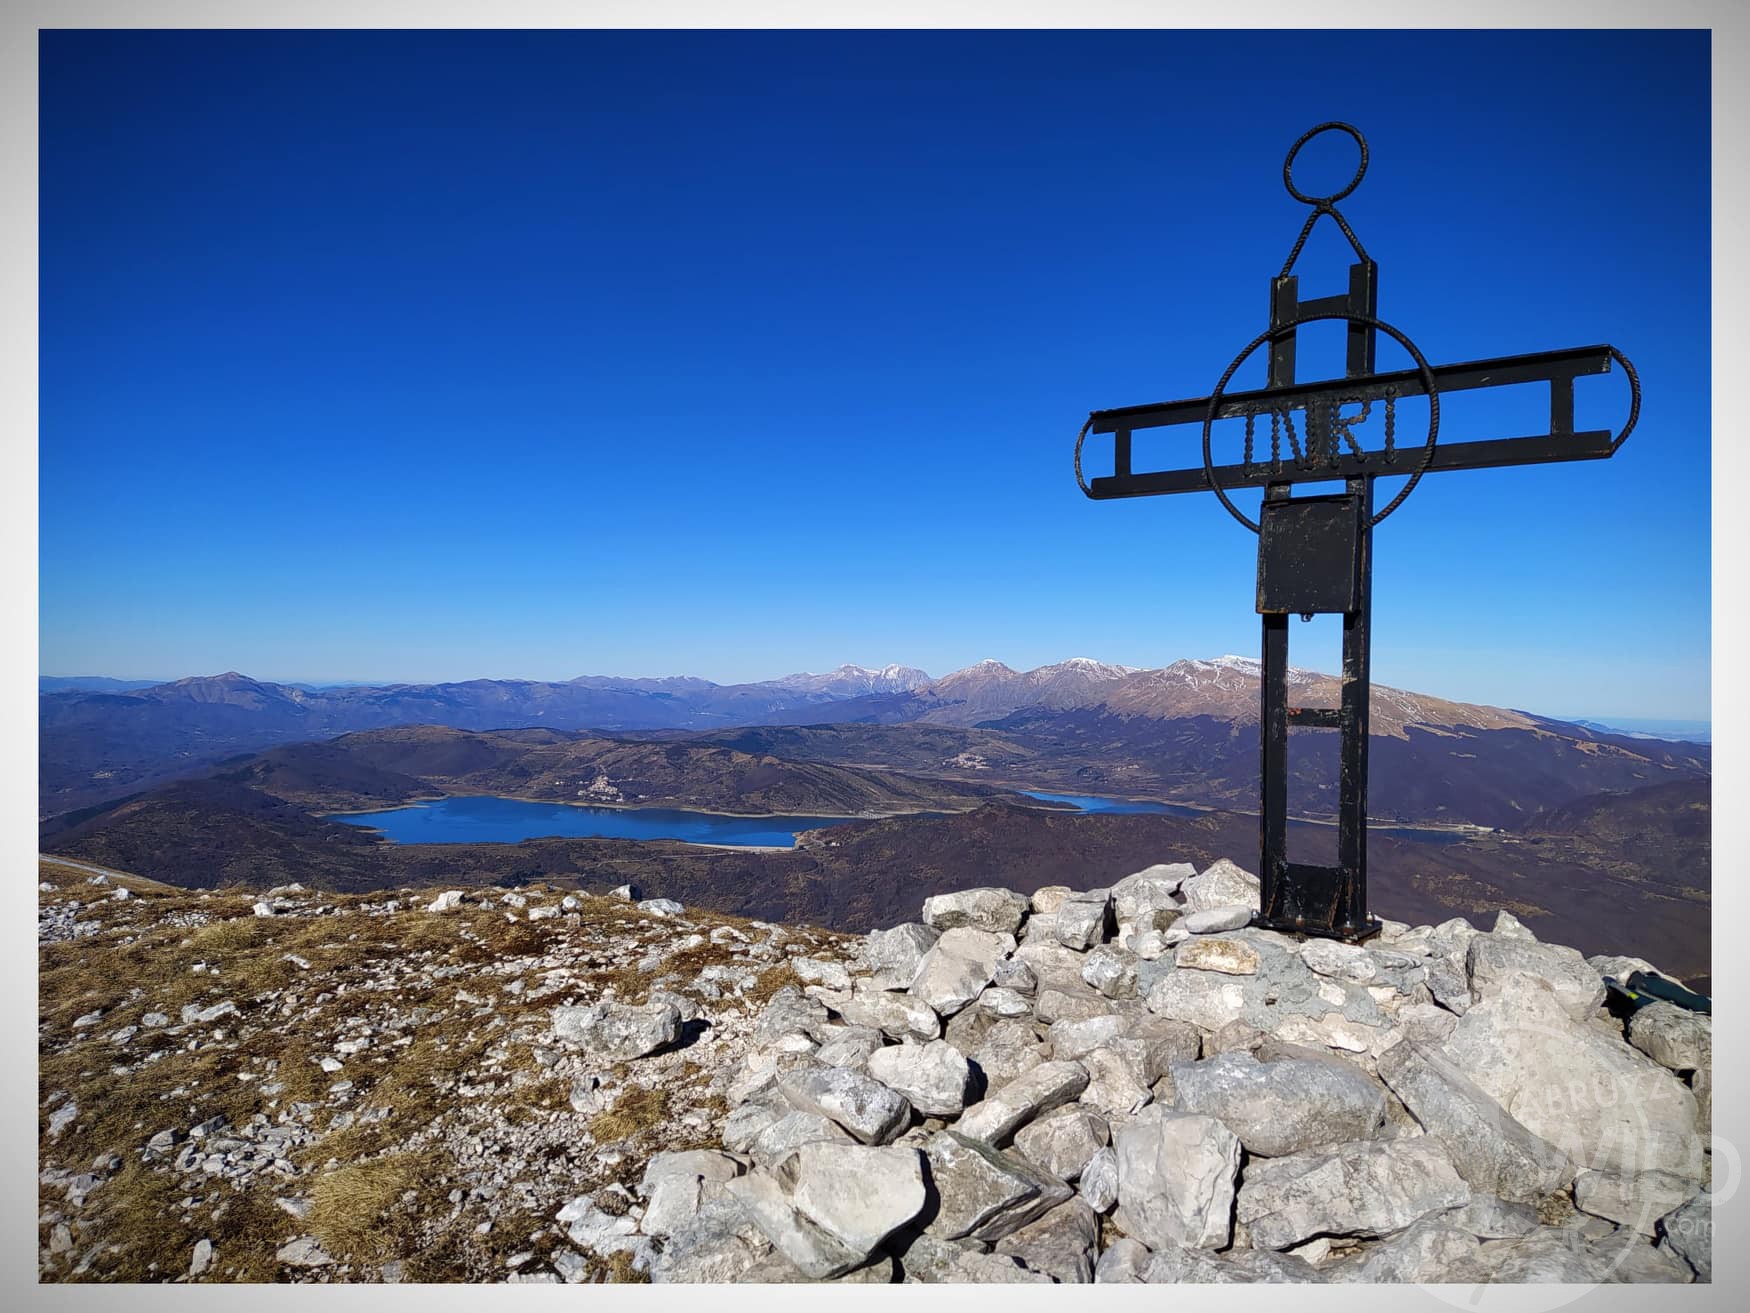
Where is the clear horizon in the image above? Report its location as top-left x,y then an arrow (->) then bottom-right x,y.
39,30 -> 1711,722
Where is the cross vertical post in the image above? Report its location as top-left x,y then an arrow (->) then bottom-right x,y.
1255,254 -> 1381,940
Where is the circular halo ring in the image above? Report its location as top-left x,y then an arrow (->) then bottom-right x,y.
1283,121 -> 1369,207
1199,310 -> 1441,533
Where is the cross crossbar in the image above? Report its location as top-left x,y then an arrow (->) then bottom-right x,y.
1084,343 -> 1619,500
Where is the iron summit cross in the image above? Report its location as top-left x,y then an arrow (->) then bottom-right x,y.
1074,123 -> 1640,943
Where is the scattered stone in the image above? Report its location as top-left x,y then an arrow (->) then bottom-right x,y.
1465,931 -> 1606,1022
1032,987 -> 1110,1026
1093,1236 -> 1150,1283
781,1141 -> 927,1256
993,1197 -> 1098,1283
1054,890 -> 1112,951
897,1233 -> 1052,1283
189,1238 -> 214,1277
556,1195 -> 646,1263
837,990 -> 941,1042
1444,1194 -> 1542,1239
1079,1146 -> 1118,1213
1657,1193 -> 1711,1281
1444,1226 -> 1692,1283
1077,1047 -> 1151,1117
425,890 -> 465,914
967,1019 -> 1047,1090
1440,974 -> 1705,1179
1142,1244 -> 1327,1283
1175,937 -> 1260,975
728,1147 -> 919,1280
1324,1217 -> 1479,1283
793,957 -> 852,991
864,923 -> 940,989
992,957 -> 1036,994
1028,886 -> 1071,915
48,1102 -> 77,1139
977,986 -> 1033,1018
1111,863 -> 1192,929
749,1112 -> 857,1173
276,1237 -> 334,1268
1079,945 -> 1139,998
1179,905 -> 1252,935
640,898 -> 685,917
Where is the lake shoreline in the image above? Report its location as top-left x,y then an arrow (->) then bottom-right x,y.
317,790 -> 982,823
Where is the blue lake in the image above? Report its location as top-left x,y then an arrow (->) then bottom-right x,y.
329,795 -> 861,848
332,791 -> 1480,850
1022,790 -> 1208,817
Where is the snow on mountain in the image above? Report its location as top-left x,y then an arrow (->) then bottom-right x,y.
767,664 -> 933,696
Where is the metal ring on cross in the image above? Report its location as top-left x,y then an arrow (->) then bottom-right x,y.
1283,121 -> 1368,207
1200,311 -> 1442,533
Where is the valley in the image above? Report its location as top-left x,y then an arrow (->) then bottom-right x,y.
36,657 -> 1713,989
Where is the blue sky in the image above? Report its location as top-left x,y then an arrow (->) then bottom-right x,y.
38,29 -> 1710,720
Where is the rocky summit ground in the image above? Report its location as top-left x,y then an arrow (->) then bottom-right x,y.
37,854 -> 1712,1284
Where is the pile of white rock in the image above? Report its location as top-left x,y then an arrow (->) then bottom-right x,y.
574,859 -> 1712,1283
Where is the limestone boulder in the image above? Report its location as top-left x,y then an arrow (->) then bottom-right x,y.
921,1129 -> 1073,1242
777,1066 -> 912,1145
1627,1001 -> 1711,1074
1439,975 -> 1705,1179
922,888 -> 1028,935
958,1060 -> 1090,1145
1113,1105 -> 1241,1251
1012,1105 -> 1108,1182
866,1040 -> 974,1118
1236,1138 -> 1470,1250
1375,1038 -> 1573,1203
1465,931 -> 1606,1022
1179,858 -> 1260,913
550,1000 -> 680,1061
909,927 -> 1015,1018
864,923 -> 940,990
1170,1050 -> 1389,1157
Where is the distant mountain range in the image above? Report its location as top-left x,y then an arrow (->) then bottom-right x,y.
39,656 -> 1710,825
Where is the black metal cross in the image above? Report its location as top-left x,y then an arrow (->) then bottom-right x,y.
1075,123 -> 1639,942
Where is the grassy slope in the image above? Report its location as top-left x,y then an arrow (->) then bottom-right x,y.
38,859 -> 839,1283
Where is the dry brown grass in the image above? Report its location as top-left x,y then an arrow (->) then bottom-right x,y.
308,1152 -> 432,1262
742,963 -> 798,1005
588,1085 -> 669,1144
605,1250 -> 651,1283
56,1157 -> 288,1283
